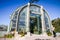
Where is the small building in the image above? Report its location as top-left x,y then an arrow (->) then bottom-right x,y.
9,3 -> 53,37
0,25 -> 8,37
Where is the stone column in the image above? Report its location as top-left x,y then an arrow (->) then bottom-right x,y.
26,3 -> 30,36
40,6 -> 46,35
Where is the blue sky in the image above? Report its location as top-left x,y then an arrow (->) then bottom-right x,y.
0,0 -> 60,25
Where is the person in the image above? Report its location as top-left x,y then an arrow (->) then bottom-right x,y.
53,31 -> 56,37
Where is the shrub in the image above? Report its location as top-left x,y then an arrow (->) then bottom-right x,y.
18,31 -> 27,37
47,31 -> 52,36
4,34 -> 14,38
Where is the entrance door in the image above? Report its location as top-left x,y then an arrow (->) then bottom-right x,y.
30,13 -> 42,34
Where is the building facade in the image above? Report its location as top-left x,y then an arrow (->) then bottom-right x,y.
9,3 -> 53,36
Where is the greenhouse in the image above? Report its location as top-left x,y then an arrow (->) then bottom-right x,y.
9,3 -> 53,36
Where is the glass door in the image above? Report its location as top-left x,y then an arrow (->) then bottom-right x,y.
30,13 -> 42,34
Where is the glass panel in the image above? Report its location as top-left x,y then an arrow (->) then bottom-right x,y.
12,24 -> 16,27
44,11 -> 50,32
30,13 -> 42,34
18,7 -> 27,34
11,28 -> 15,31
19,21 -> 25,26
30,6 -> 40,13
12,20 -> 16,23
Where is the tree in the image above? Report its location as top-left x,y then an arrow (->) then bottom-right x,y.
52,18 -> 60,32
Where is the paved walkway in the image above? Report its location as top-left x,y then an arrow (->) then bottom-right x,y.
0,37 -> 60,40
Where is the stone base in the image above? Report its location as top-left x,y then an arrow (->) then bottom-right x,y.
14,34 -> 55,40
13,32 -> 55,40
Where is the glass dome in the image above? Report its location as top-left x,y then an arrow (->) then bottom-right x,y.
9,3 -> 52,35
